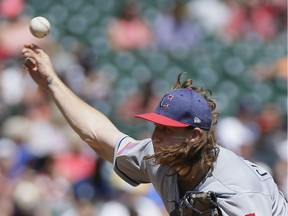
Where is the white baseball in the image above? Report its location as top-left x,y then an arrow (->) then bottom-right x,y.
29,16 -> 51,38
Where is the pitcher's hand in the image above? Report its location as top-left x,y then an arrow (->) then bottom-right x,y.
22,44 -> 57,88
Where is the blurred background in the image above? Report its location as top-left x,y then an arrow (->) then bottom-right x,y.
0,0 -> 287,215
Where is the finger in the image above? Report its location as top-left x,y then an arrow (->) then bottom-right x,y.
22,63 -> 36,73
22,45 -> 42,57
24,43 -> 42,54
24,43 -> 39,49
22,47 -> 39,56
24,57 -> 36,66
22,48 -> 39,60
22,47 -> 29,55
24,58 -> 38,71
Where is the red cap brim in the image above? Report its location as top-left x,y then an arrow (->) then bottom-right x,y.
135,113 -> 189,127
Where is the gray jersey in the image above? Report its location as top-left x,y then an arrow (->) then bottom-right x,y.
113,135 -> 288,215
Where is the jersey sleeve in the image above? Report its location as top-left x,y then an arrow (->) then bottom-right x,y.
113,135 -> 154,186
218,193 -> 268,215
218,192 -> 287,216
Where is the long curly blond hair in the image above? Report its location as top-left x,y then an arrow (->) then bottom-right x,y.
146,73 -> 219,177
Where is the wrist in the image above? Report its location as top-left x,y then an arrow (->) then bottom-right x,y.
43,74 -> 60,93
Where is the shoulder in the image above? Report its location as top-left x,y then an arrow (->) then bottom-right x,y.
113,136 -> 155,186
216,147 -> 272,181
115,135 -> 153,157
206,147 -> 274,193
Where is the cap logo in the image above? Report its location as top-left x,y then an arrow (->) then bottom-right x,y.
194,117 -> 201,123
159,94 -> 174,109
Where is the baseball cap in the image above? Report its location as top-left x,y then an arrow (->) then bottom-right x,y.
135,88 -> 212,130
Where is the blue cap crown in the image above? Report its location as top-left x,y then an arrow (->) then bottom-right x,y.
135,88 -> 212,130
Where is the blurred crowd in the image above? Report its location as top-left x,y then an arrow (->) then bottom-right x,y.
0,0 -> 287,215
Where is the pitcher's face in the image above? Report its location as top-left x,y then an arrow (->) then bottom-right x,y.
151,124 -> 194,154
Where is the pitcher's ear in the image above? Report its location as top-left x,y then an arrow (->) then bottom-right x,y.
190,127 -> 204,140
